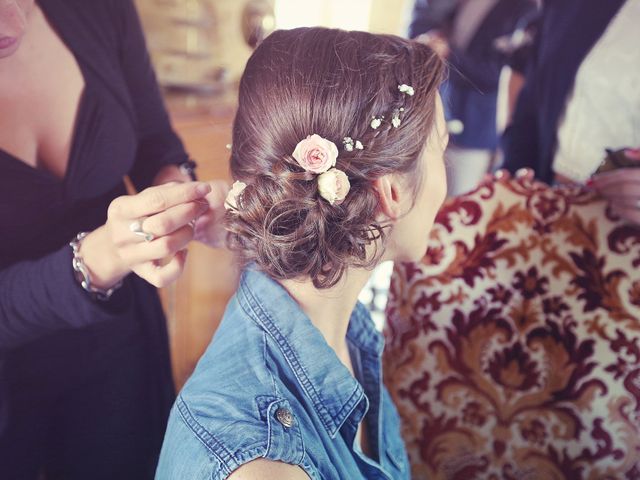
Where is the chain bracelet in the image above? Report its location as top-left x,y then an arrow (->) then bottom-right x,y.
69,232 -> 123,301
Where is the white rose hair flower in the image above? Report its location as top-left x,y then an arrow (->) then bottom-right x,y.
224,180 -> 247,211
317,168 -> 351,206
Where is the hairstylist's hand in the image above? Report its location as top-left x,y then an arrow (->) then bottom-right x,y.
192,180 -> 230,248
151,164 -> 229,248
589,149 -> 640,225
80,181 -> 212,289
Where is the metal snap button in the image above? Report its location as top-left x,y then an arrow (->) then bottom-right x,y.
275,408 -> 294,428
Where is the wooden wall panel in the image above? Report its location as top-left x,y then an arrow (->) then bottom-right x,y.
161,93 -> 239,390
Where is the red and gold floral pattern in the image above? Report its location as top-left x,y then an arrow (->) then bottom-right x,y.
383,173 -> 640,479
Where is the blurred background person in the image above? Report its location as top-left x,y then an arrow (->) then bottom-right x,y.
502,0 -> 640,223
409,0 -> 537,195
495,4 -> 540,135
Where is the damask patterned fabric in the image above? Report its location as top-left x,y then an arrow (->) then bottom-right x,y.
383,173 -> 640,479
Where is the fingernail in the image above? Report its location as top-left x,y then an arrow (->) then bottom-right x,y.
197,183 -> 212,195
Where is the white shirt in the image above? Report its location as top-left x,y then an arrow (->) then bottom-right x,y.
553,0 -> 640,183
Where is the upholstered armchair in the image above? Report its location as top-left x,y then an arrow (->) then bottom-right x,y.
383,172 -> 640,479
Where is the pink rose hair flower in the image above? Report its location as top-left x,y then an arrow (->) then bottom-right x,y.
292,134 -> 338,174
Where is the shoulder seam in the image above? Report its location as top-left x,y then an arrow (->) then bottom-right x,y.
175,395 -> 236,475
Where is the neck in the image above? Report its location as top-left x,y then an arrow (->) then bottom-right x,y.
280,268 -> 373,362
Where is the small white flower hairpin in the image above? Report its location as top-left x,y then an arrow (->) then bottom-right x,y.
343,137 -> 355,152
370,117 -> 383,130
398,84 -> 415,96
224,180 -> 247,211
343,137 -> 364,152
392,107 -> 406,128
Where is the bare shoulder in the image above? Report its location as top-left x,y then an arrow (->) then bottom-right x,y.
227,458 -> 310,480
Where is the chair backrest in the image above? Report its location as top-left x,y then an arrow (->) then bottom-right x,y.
383,173 -> 640,479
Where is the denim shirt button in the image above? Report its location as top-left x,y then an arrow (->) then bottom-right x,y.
275,408 -> 294,428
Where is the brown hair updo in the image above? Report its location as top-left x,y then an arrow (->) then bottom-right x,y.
226,27 -> 445,288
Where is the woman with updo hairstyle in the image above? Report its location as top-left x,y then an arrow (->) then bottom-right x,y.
156,27 -> 448,480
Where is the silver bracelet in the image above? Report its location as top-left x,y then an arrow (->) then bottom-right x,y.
70,232 -> 123,301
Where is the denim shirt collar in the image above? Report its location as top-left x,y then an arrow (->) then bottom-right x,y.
236,267 -> 384,438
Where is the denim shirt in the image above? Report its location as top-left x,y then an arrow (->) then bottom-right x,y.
155,268 -> 409,480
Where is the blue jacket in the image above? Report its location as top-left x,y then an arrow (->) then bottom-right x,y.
410,0 -> 536,150
155,268 -> 409,480
502,0 -> 626,183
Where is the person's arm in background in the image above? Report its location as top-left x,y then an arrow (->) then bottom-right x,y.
496,67 -> 526,135
500,4 -> 542,176
590,151 -> 640,225
501,67 -> 540,175
496,12 -> 540,134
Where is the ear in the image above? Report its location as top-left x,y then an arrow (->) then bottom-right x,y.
373,174 -> 405,220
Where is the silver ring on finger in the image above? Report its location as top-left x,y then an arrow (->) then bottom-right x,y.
129,218 -> 155,242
